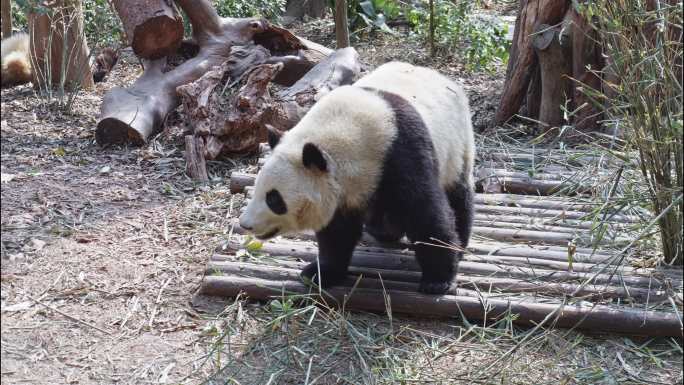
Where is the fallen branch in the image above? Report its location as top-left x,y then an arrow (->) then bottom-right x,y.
206,259 -> 670,302
198,275 -> 683,337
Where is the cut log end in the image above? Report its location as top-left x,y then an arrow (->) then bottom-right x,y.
95,118 -> 146,146
132,15 -> 184,59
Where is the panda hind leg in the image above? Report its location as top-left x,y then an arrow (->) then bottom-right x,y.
301,209 -> 363,289
445,180 -> 474,248
398,188 -> 457,294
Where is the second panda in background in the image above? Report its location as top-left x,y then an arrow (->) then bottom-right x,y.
239,61 -> 475,294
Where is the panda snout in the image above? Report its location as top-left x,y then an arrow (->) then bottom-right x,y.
238,215 -> 253,231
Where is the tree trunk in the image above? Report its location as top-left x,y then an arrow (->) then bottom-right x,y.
335,0 -> 349,49
1,0 -> 11,39
28,0 -> 93,91
111,0 -> 183,60
533,23 -> 572,127
284,0 -> 327,22
494,0 -> 570,126
570,7 -> 603,131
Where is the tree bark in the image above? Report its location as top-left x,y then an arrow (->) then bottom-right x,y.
525,63 -> 541,119
335,0 -> 349,49
184,135 -> 209,181
28,0 -> 93,91
1,0 -> 11,39
111,0 -> 183,60
533,23 -> 572,127
570,7 -> 603,131
494,0 -> 571,126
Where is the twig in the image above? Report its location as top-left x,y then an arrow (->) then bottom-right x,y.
148,277 -> 172,328
27,295 -> 112,335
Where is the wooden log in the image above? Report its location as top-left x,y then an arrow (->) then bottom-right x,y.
227,217 -> 619,262
533,23 -> 572,127
474,204 -> 638,223
267,47 -> 361,131
472,226 -> 629,246
474,213 -> 604,230
476,175 -> 590,195
335,0 -> 349,49
111,0 -> 183,60
219,238 -> 678,288
474,220 -> 581,234
230,172 -> 258,194
475,193 -> 599,211
205,260 -> 671,302
97,1 -> 334,146
199,275 -> 683,337
184,135 -> 209,181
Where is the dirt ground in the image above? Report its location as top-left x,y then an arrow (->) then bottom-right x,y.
2,16 -> 682,385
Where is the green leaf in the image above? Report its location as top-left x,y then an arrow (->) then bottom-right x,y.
52,147 -> 66,157
246,239 -> 263,252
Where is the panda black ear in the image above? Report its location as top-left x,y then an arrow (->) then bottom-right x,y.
302,143 -> 328,172
266,124 -> 282,149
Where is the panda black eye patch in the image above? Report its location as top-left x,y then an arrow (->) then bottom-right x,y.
266,189 -> 287,215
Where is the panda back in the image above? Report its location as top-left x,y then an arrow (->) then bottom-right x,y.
354,62 -> 474,187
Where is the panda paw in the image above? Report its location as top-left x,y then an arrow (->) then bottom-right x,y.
418,280 -> 452,295
300,262 -> 346,289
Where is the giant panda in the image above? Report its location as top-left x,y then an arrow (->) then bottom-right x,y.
1,33 -> 32,88
1,32 -> 118,88
239,61 -> 475,294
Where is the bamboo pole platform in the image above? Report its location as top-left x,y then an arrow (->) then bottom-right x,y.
201,144 -> 684,337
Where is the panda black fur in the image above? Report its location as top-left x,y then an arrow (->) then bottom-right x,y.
240,62 -> 475,294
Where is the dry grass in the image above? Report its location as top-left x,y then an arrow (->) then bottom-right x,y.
191,292 -> 682,385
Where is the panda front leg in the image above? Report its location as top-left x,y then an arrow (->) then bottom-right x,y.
301,209 -> 363,289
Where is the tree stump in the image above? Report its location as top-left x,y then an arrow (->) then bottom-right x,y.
178,46 -> 361,179
111,0 -> 184,60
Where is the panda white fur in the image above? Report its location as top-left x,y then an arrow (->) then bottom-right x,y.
239,61 -> 475,294
1,33 -> 32,88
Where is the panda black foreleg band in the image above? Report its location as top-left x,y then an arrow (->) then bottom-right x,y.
301,209 -> 363,288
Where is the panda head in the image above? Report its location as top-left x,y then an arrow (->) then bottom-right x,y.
238,126 -> 340,239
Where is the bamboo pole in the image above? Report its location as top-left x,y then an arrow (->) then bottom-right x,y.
205,259 -> 672,302
226,218 -> 620,263
218,238 -> 680,289
199,275 -> 683,337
